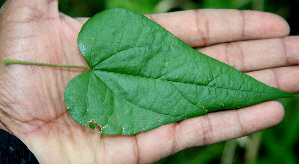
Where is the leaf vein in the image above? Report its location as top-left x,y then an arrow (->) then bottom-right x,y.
95,70 -> 278,95
91,72 -> 182,118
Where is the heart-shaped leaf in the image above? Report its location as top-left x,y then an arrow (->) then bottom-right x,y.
64,8 -> 292,135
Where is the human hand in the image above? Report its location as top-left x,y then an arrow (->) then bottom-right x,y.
0,0 -> 298,163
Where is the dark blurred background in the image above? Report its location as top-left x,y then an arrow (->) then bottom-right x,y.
1,0 -> 299,163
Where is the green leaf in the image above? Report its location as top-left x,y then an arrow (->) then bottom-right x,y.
64,8 -> 292,135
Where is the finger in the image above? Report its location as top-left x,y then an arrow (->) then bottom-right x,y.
147,9 -> 290,47
74,17 -> 89,25
137,101 -> 284,163
199,36 -> 299,72
247,66 -> 299,93
0,0 -> 59,23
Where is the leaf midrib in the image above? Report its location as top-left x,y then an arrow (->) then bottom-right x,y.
92,69 -> 277,95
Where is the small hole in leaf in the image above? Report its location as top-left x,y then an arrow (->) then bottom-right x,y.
89,122 -> 95,129
88,120 -> 101,132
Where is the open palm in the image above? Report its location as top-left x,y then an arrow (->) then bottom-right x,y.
1,0 -> 298,163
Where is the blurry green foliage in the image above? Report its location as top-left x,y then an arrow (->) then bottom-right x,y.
156,143 -> 225,164
105,0 -> 161,14
58,0 -> 105,17
0,0 -> 299,163
201,0 -> 251,9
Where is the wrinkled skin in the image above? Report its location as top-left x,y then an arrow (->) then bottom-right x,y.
0,0 -> 299,163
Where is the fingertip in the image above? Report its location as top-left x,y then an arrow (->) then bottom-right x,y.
240,101 -> 285,132
265,12 -> 290,37
275,14 -> 290,36
244,10 -> 290,38
267,100 -> 285,125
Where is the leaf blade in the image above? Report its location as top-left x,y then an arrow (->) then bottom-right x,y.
65,8 -> 293,135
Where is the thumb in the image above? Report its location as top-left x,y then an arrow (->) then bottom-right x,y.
0,0 -> 59,22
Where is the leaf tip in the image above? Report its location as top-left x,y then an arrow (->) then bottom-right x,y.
286,92 -> 294,98
278,90 -> 294,99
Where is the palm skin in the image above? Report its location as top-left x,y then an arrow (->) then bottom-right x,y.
0,0 -> 298,163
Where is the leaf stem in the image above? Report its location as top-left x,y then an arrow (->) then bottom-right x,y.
3,59 -> 90,70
